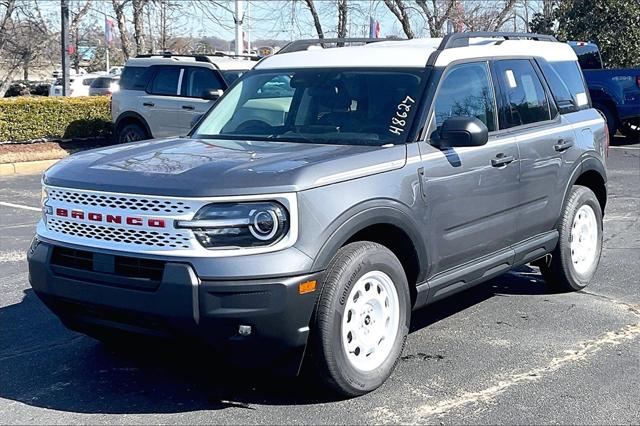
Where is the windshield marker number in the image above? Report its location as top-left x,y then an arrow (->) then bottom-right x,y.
389,96 -> 415,136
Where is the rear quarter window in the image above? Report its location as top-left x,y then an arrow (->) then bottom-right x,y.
548,61 -> 590,111
120,66 -> 152,90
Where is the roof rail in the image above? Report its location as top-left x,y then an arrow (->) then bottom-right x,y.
437,31 -> 558,50
135,53 -> 213,63
135,53 -> 260,62
277,38 -> 387,54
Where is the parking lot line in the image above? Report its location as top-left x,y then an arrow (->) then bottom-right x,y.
0,202 -> 40,212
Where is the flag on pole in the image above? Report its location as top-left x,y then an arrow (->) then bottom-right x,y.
369,16 -> 381,38
105,17 -> 115,46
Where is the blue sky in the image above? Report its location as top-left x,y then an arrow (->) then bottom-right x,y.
39,0 -> 543,42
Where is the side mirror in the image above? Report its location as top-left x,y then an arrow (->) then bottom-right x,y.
436,116 -> 488,148
201,89 -> 223,100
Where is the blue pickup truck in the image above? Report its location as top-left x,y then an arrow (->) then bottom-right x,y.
569,41 -> 640,139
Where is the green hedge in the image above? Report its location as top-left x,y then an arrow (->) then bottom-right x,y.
0,96 -> 112,142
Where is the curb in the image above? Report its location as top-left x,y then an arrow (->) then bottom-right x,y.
0,159 -> 60,176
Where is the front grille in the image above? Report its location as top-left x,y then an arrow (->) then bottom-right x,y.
51,246 -> 165,284
48,188 -> 192,214
48,218 -> 191,249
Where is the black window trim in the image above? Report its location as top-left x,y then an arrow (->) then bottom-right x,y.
490,57 -> 561,135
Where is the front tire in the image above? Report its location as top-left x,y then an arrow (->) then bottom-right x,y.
117,122 -> 149,144
310,242 -> 410,397
541,186 -> 603,291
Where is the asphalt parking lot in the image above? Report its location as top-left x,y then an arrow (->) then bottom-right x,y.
1,137 -> 638,425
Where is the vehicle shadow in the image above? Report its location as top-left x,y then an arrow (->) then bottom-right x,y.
611,134 -> 638,146
0,266 -> 556,414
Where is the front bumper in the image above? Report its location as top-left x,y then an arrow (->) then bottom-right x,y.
28,239 -> 321,374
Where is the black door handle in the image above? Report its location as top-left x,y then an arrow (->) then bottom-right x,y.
554,139 -> 574,152
491,153 -> 515,167
142,102 -> 155,107
182,105 -> 195,110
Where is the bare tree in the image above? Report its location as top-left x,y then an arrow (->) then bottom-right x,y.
132,0 -> 148,54
337,0 -> 347,38
383,0 -> 414,39
112,0 -> 132,60
69,0 -> 93,73
0,0 -> 16,53
303,0 -> 325,39
416,0 -> 456,37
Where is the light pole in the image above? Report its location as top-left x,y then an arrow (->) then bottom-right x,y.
60,0 -> 70,95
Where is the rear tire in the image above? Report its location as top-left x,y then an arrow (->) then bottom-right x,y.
541,185 -> 603,291
619,121 -> 640,140
309,242 -> 410,397
117,122 -> 149,144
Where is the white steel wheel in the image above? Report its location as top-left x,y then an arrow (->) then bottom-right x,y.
540,185 -> 603,292
341,270 -> 400,372
310,241 -> 410,396
570,204 -> 599,275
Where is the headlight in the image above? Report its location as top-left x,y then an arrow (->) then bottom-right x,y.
176,202 -> 289,249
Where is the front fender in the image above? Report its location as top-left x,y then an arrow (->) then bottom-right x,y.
310,199 -> 428,282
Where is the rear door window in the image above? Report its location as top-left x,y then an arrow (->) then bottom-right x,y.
432,61 -> 497,132
183,67 -> 225,98
494,59 -> 551,129
148,66 -> 181,96
119,66 -> 152,91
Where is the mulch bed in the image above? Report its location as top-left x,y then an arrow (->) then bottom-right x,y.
0,138 -> 114,164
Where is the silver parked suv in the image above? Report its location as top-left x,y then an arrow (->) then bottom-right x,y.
30,33 -> 608,396
111,53 -> 256,143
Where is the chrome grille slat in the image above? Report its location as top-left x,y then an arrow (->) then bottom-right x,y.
48,189 -> 192,214
48,218 -> 192,249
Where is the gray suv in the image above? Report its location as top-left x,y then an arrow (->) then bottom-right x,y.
29,33 -> 608,396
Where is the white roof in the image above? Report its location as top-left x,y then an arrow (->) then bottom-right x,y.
256,37 -> 578,70
125,55 -> 256,70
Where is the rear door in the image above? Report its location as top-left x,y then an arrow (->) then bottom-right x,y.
420,61 -> 520,276
177,66 -> 227,133
142,65 -> 184,137
492,59 -> 578,242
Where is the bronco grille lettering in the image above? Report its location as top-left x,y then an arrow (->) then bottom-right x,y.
52,208 -> 166,228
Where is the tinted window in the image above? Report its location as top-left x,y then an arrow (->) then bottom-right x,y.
120,66 -> 152,90
549,61 -> 590,110
91,77 -> 110,88
537,59 -> 576,113
194,69 -> 424,146
149,66 -> 181,96
433,62 -> 496,132
82,78 -> 96,86
569,44 -> 603,69
495,59 -> 551,129
184,67 -> 224,97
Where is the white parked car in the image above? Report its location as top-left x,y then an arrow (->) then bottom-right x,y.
110,54 -> 256,143
49,74 -> 102,97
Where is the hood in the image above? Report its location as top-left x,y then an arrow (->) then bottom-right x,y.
44,138 -> 407,197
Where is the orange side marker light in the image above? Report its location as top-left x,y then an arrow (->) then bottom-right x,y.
299,280 -> 317,295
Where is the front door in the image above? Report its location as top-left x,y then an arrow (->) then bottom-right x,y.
419,61 -> 521,276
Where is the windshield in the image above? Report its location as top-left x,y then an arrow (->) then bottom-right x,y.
193,68 -> 426,146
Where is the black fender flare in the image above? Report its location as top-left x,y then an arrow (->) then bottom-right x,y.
559,153 -> 608,222
310,199 -> 428,283
114,111 -> 153,138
